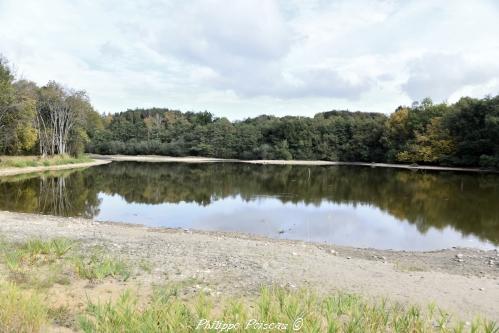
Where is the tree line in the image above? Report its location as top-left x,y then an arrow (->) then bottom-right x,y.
1,56 -> 498,168
0,57 -> 102,156
89,97 -> 499,168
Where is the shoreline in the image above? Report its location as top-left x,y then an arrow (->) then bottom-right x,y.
0,210 -> 498,320
90,154 -> 498,173
0,159 -> 111,177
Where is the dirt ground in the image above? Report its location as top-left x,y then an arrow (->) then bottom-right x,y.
0,211 -> 497,321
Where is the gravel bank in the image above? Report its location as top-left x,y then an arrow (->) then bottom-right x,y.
0,211 -> 497,320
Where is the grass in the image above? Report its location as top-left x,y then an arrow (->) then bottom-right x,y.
138,258 -> 153,274
0,154 -> 93,169
0,238 -> 131,331
0,238 -> 129,287
47,305 -> 74,329
1,237 -> 497,332
73,252 -> 130,281
1,238 -> 72,272
0,238 -> 76,290
0,281 -> 48,333
78,285 -> 498,333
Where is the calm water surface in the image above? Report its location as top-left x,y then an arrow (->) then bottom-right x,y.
1,162 -> 498,250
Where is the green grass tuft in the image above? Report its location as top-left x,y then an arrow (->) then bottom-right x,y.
73,252 -> 129,281
1,238 -> 131,290
77,285 -> 499,333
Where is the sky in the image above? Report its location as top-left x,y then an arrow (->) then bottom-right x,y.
1,0 -> 499,119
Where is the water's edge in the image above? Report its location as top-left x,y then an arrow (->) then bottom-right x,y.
91,154 -> 498,173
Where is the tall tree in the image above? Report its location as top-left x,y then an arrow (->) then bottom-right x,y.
37,82 -> 92,156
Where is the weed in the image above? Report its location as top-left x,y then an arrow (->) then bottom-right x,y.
73,252 -> 129,281
138,259 -> 153,273
48,305 -> 74,329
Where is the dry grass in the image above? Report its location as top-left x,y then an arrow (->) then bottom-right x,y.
0,282 -> 48,333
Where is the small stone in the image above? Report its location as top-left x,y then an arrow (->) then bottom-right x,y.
479,288 -> 485,291
465,321 -> 471,326
457,259 -> 464,263
292,252 -> 298,256
330,249 -> 337,255
346,256 -> 351,259
456,253 -> 464,259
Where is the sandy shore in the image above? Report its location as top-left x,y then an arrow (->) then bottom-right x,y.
0,211 -> 498,320
90,154 -> 497,173
0,159 -> 111,177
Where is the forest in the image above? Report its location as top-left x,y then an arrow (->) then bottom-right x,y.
1,56 -> 499,168
0,57 -> 102,157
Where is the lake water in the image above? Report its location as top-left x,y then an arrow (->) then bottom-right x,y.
1,161 -> 498,250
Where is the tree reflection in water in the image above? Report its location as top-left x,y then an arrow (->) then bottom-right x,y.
0,162 -> 497,246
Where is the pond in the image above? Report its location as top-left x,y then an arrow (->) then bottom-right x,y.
1,161 -> 498,250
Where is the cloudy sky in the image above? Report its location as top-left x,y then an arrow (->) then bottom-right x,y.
1,0 -> 499,119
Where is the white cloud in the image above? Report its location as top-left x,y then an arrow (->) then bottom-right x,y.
403,53 -> 499,102
1,0 -> 499,119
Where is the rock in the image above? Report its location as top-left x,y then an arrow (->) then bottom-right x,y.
456,253 -> 464,259
330,249 -> 337,255
292,252 -> 298,256
346,256 -> 351,259
479,287 -> 485,291
457,259 -> 464,263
